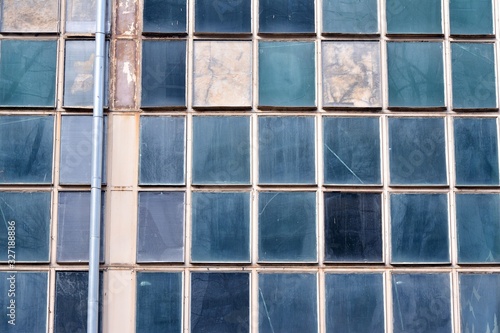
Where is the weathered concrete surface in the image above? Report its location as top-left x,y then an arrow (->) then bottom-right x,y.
116,0 -> 137,35
2,0 -> 58,32
113,40 -> 137,109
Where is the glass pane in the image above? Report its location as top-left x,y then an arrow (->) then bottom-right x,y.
323,0 -> 378,33
386,0 -> 441,34
141,40 -> 186,107
139,116 -> 185,185
195,0 -> 251,33
322,42 -> 381,108
456,194 -> 500,263
66,0 -> 111,33
191,192 -> 250,262
0,192 -> 50,262
136,272 -> 182,333
258,192 -> 316,262
259,0 -> 314,33
389,117 -> 447,185
452,43 -> 496,109
0,116 -> 54,184
454,118 -> 499,186
137,192 -> 184,262
259,41 -> 315,107
323,117 -> 381,184
191,273 -> 249,333
326,274 -> 384,333
450,0 -> 493,35
391,194 -> 449,263
387,42 -> 444,108
143,0 -> 186,33
324,192 -> 382,262
259,116 -> 315,184
0,0 -> 58,32
0,272 -> 47,332
192,116 -> 250,185
0,40 -> 57,107
259,273 -> 317,333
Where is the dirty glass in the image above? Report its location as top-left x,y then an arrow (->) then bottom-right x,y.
0,0 -> 58,32
139,116 -> 185,185
137,192 -> 184,262
324,192 -> 382,262
259,0 -> 314,33
323,0 -> 378,33
191,273 -> 249,333
386,0 -> 441,34
66,0 -> 111,33
143,0 -> 186,33
136,272 -> 182,333
195,0 -> 251,33
0,116 -> 54,184
450,0 -> 493,35
0,40 -> 57,107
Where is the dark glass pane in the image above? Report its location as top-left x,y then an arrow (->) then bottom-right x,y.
387,42 -> 444,108
389,117 -> 447,185
386,0 -> 441,34
259,0 -> 314,33
454,118 -> 499,186
323,0 -> 378,33
195,0 -> 251,33
324,117 -> 381,184
391,194 -> 449,263
66,0 -> 111,33
0,40 -> 56,107
0,192 -> 50,262
452,43 -> 496,109
0,116 -> 54,184
136,272 -> 182,333
450,0 -> 493,35
192,192 -> 250,262
259,273 -> 317,333
259,41 -> 315,107
259,116 -> 315,184
324,192 -> 382,262
191,273 -> 249,333
258,192 -> 316,262
141,40 -> 186,107
192,116 -> 250,184
326,274 -> 384,333
143,0 -> 186,33
139,116 -> 185,185
137,192 -> 184,262
0,0 -> 58,32
392,274 -> 451,333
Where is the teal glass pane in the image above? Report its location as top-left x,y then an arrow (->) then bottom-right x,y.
0,40 -> 56,107
143,0 -> 186,33
452,43 -> 496,109
324,117 -> 380,185
258,192 -> 316,262
391,194 -> 449,263
193,116 -> 250,185
326,274 -> 384,333
259,116 -> 315,184
387,42 -> 444,108
450,0 -> 493,35
259,41 -> 315,107
136,272 -> 182,333
0,116 -> 54,184
195,0 -> 251,33
456,194 -> 500,263
0,192 -> 50,262
191,192 -> 250,262
389,117 -> 447,185
323,0 -> 378,33
454,118 -> 499,186
259,0 -> 314,33
386,0 -> 441,34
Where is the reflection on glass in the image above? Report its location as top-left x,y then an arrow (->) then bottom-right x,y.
0,0 -> 58,32
386,0 -> 441,34
195,0 -> 251,33
450,0 -> 493,35
66,0 -> 111,33
323,0 -> 378,33
259,0 -> 314,33
143,0 -> 186,33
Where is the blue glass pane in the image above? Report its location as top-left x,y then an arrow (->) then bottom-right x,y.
259,116 -> 315,184
326,274 -> 384,333
193,116 -> 250,185
136,272 -> 182,333
452,43 -> 496,109
387,42 -> 444,108
0,116 -> 54,184
324,192 -> 382,262
191,192 -> 250,262
142,40 -> 186,107
324,117 -> 380,184
259,41 -> 315,107
392,274 -> 451,333
137,192 -> 184,262
195,0 -> 250,33
391,194 -> 449,263
454,118 -> 499,186
258,192 -> 316,262
259,0 -> 314,33
450,0 -> 493,35
139,116 -> 185,185
191,273 -> 249,333
0,192 -> 50,262
386,0 -> 441,34
323,0 -> 378,33
0,40 -> 56,107
143,0 -> 186,33
456,194 -> 500,263
389,117 -> 447,185
259,273 -> 317,333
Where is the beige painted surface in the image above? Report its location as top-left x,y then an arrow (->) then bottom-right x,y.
103,269 -> 135,333
107,190 -> 136,264
108,113 -> 138,188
